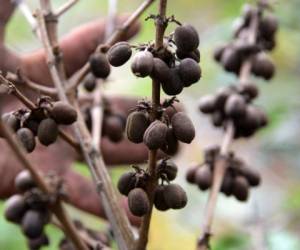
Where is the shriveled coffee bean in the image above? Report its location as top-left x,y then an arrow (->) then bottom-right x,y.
22,210 -> 45,239
186,165 -> 198,184
107,42 -> 132,67
83,74 -> 97,92
198,95 -> 217,114
160,128 -> 179,156
225,94 -> 246,118
259,14 -> 278,40
221,171 -> 234,196
251,53 -> 275,80
161,67 -> 184,96
89,53 -> 111,78
176,48 -> 200,62
103,115 -> 124,143
16,128 -> 36,153
131,51 -> 154,77
232,176 -> 249,201
4,195 -> 27,223
238,166 -> 261,187
126,111 -> 150,143
174,24 -> 199,52
143,120 -> 168,150
28,234 -> 49,250
238,82 -> 259,100
151,58 -> 172,84
154,185 -> 170,211
51,101 -> 77,125
15,170 -> 36,192
117,172 -> 136,196
178,58 -> 201,87
163,184 -> 187,209
128,188 -> 150,217
171,112 -> 195,144
221,47 -> 242,73
157,159 -> 178,181
213,44 -> 227,62
37,118 -> 58,146
195,165 -> 212,191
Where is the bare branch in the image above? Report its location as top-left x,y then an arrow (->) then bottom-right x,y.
54,0 -> 79,17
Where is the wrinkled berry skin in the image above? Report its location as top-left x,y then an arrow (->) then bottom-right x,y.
171,112 -> 195,144
128,188 -> 150,217
174,24 -> 199,52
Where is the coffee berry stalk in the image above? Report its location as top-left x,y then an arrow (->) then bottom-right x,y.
188,1 -> 279,249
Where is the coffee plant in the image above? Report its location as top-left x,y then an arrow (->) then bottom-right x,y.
0,0 -> 279,249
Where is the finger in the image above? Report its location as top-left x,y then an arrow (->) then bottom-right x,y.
21,15 -> 140,85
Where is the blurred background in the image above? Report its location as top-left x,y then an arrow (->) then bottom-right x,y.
1,0 -> 300,249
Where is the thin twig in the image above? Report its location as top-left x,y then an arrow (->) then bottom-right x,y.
54,0 -> 79,17
197,6 -> 261,250
135,1 -> 167,249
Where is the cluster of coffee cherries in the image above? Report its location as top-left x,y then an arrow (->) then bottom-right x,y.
4,170 -> 54,249
199,83 -> 268,138
118,159 -> 187,217
59,220 -> 111,250
214,3 -> 278,80
126,100 -> 195,152
186,146 -> 260,201
0,99 -> 77,152
82,99 -> 126,143
88,22 -> 201,96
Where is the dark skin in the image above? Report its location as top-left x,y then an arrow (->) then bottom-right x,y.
0,1 -> 181,226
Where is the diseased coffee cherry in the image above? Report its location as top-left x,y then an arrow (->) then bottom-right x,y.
37,118 -> 58,146
131,51 -> 154,77
186,165 -> 198,184
238,82 -> 259,100
221,47 -> 242,73
176,48 -> 200,62
171,112 -> 195,144
4,195 -> 27,223
1,112 -> 20,135
103,115 -> 124,143
259,14 -> 278,40
213,44 -> 226,62
160,128 -> 179,156
89,53 -> 111,78
198,95 -> 217,114
225,94 -> 246,118
51,101 -> 77,125
195,165 -> 212,191
83,74 -> 97,92
15,170 -> 36,192
154,185 -> 170,211
174,24 -> 199,52
178,58 -> 201,87
157,159 -> 178,181
151,58 -> 172,84
251,53 -> 275,80
126,111 -> 150,144
221,171 -> 234,196
128,188 -> 150,217
107,42 -> 132,67
28,234 -> 49,250
161,67 -> 184,96
22,210 -> 45,239
16,128 -> 36,153
238,166 -> 261,187
232,176 -> 249,201
117,172 -> 136,196
143,120 -> 168,150
163,184 -> 187,209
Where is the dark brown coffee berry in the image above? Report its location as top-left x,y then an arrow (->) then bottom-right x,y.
171,112 -> 195,144
213,44 -> 226,62
160,128 -> 179,156
221,171 -> 234,196
157,159 -> 178,181
15,170 -> 36,192
1,113 -> 20,135
51,101 -> 77,125
154,185 -> 170,211
126,111 -> 150,144
198,95 -> 217,114
211,111 -> 225,127
4,194 -> 27,223
176,48 -> 200,62
186,165 -> 198,184
232,176 -> 249,201
178,58 -> 201,87
225,94 -> 246,118
195,165 -> 212,191
174,24 -> 199,52
161,67 -> 184,96
252,53 -> 275,80
128,188 -> 150,217
143,120 -> 168,150
89,53 -> 111,78
238,82 -> 259,100
103,115 -> 124,143
151,58 -> 172,84
259,14 -> 278,40
16,128 -> 36,153
221,47 -> 242,73
37,118 -> 58,146
107,42 -> 132,67
117,172 -> 136,196
22,210 -> 45,239
83,74 -> 97,92
131,51 -> 154,77
24,119 -> 39,136
163,184 -> 187,209
238,166 -> 261,187
28,234 -> 49,249
204,145 -> 220,164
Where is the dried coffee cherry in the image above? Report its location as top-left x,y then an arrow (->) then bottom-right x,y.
174,24 -> 199,52
89,53 -> 111,78
16,128 -> 36,153
51,101 -> 77,125
171,112 -> 195,144
37,118 -> 58,146
131,51 -> 154,77
107,42 -> 132,67
143,120 -> 168,150
128,188 -> 150,217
